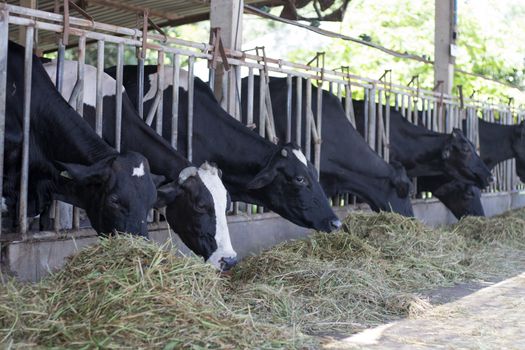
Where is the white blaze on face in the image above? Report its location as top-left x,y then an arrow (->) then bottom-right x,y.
197,163 -> 236,270
132,162 -> 145,177
292,149 -> 308,166
143,67 -> 189,103
43,60 -> 123,107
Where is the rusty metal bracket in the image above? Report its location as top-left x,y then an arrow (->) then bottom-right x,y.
378,69 -> 392,99
407,74 -> 420,104
208,27 -> 230,71
458,85 -> 464,110
306,51 -> 325,81
148,17 -> 167,43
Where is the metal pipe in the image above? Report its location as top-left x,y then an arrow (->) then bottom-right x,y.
315,79 -> 323,173
305,78 -> 312,161
156,50 -> 164,135
171,53 -> 180,149
295,76 -> 302,146
95,40 -> 104,136
0,8 -> 8,236
19,26 -> 34,234
246,67 -> 254,127
384,93 -> 390,162
187,56 -> 194,162
137,54 -> 144,119
73,35 -> 86,230
286,74 -> 292,143
115,42 -> 124,151
258,69 -> 266,139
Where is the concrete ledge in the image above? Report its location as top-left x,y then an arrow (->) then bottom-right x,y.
2,192 -> 525,282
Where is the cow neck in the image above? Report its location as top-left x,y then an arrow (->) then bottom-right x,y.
40,93 -> 117,164
479,120 -> 516,169
120,95 -> 191,181
201,100 -> 276,188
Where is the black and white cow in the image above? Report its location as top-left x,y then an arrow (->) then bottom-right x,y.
43,60 -> 237,271
3,41 -> 157,237
106,66 -> 341,232
352,100 -> 493,188
418,118 -> 525,219
245,76 -> 414,216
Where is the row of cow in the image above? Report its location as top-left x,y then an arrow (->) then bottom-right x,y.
4,40 -> 523,271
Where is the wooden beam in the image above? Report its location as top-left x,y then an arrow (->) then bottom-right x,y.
434,0 -> 456,95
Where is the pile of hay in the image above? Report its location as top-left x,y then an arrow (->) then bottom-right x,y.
0,237 -> 313,349
2,209 -> 525,347
227,211 -> 525,335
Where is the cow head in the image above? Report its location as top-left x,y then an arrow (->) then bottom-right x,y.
441,128 -> 492,188
158,162 -> 237,272
512,121 -> 525,182
59,151 -> 157,237
433,180 -> 484,219
246,143 -> 341,232
389,161 -> 412,198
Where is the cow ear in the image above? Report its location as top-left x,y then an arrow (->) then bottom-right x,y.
57,161 -> 110,185
154,181 -> 181,208
151,173 -> 166,188
246,167 -> 278,189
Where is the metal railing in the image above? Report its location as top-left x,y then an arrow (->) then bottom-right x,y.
0,3 -> 523,240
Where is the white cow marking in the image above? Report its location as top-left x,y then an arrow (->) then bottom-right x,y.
1,197 -> 7,213
43,60 -> 124,108
132,162 -> 145,177
198,163 -> 236,270
292,149 -> 308,166
143,67 -> 189,103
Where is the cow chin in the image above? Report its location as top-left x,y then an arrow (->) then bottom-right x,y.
207,250 -> 238,272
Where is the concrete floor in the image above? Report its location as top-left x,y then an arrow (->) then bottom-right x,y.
325,272 -> 525,350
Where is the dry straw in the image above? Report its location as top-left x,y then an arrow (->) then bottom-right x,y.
1,209 -> 525,348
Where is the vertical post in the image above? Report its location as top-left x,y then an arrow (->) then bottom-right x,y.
286,74 -> 292,143
434,0 -> 456,94
137,52 -> 145,119
73,35 -> 86,230
210,0 -> 243,108
115,43 -> 124,151
19,26 -> 34,234
156,50 -> 164,135
187,56 -> 195,162
95,40 -> 104,136
171,53 -> 180,149
305,78 -> 312,161
258,69 -> 266,138
0,7 -> 8,235
295,77 -> 302,146
368,85 -> 376,150
246,67 -> 254,127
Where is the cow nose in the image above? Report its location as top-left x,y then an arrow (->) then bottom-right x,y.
330,219 -> 342,231
219,257 -> 238,272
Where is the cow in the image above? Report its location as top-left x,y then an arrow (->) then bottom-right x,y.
43,60 -> 237,271
417,118 -> 525,219
243,76 -> 414,216
3,41 -> 158,237
352,100 -> 492,188
106,66 -> 341,232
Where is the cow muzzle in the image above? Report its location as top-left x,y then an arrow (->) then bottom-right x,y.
219,256 -> 238,272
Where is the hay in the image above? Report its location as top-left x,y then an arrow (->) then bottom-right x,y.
227,211 -> 525,335
2,209 -> 525,347
0,237 -> 314,349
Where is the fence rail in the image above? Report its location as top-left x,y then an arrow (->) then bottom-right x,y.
0,3 -> 523,240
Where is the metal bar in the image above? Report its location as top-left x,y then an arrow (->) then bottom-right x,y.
315,79 -> 323,173
384,93 -> 390,162
187,56 -> 194,162
295,76 -> 302,146
286,74 -> 292,143
73,35 -> 86,230
115,42 -> 124,151
53,37 -> 66,232
377,90 -> 383,157
156,50 -> 164,135
305,78 -> 312,161
0,8 -> 8,236
364,88 -> 369,141
258,68 -> 265,139
95,39 -> 104,136
137,54 -> 144,118
171,53 -> 180,149
145,92 -> 161,126
19,26 -> 34,234
246,67 -> 254,127
368,86 -> 376,150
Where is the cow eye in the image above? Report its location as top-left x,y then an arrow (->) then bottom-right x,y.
295,176 -> 306,184
195,201 -> 208,212
108,194 -> 120,208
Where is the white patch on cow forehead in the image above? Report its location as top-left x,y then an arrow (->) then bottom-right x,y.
143,67 -> 189,103
198,167 -> 236,270
292,149 -> 308,166
132,162 -> 145,177
43,60 -> 124,108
